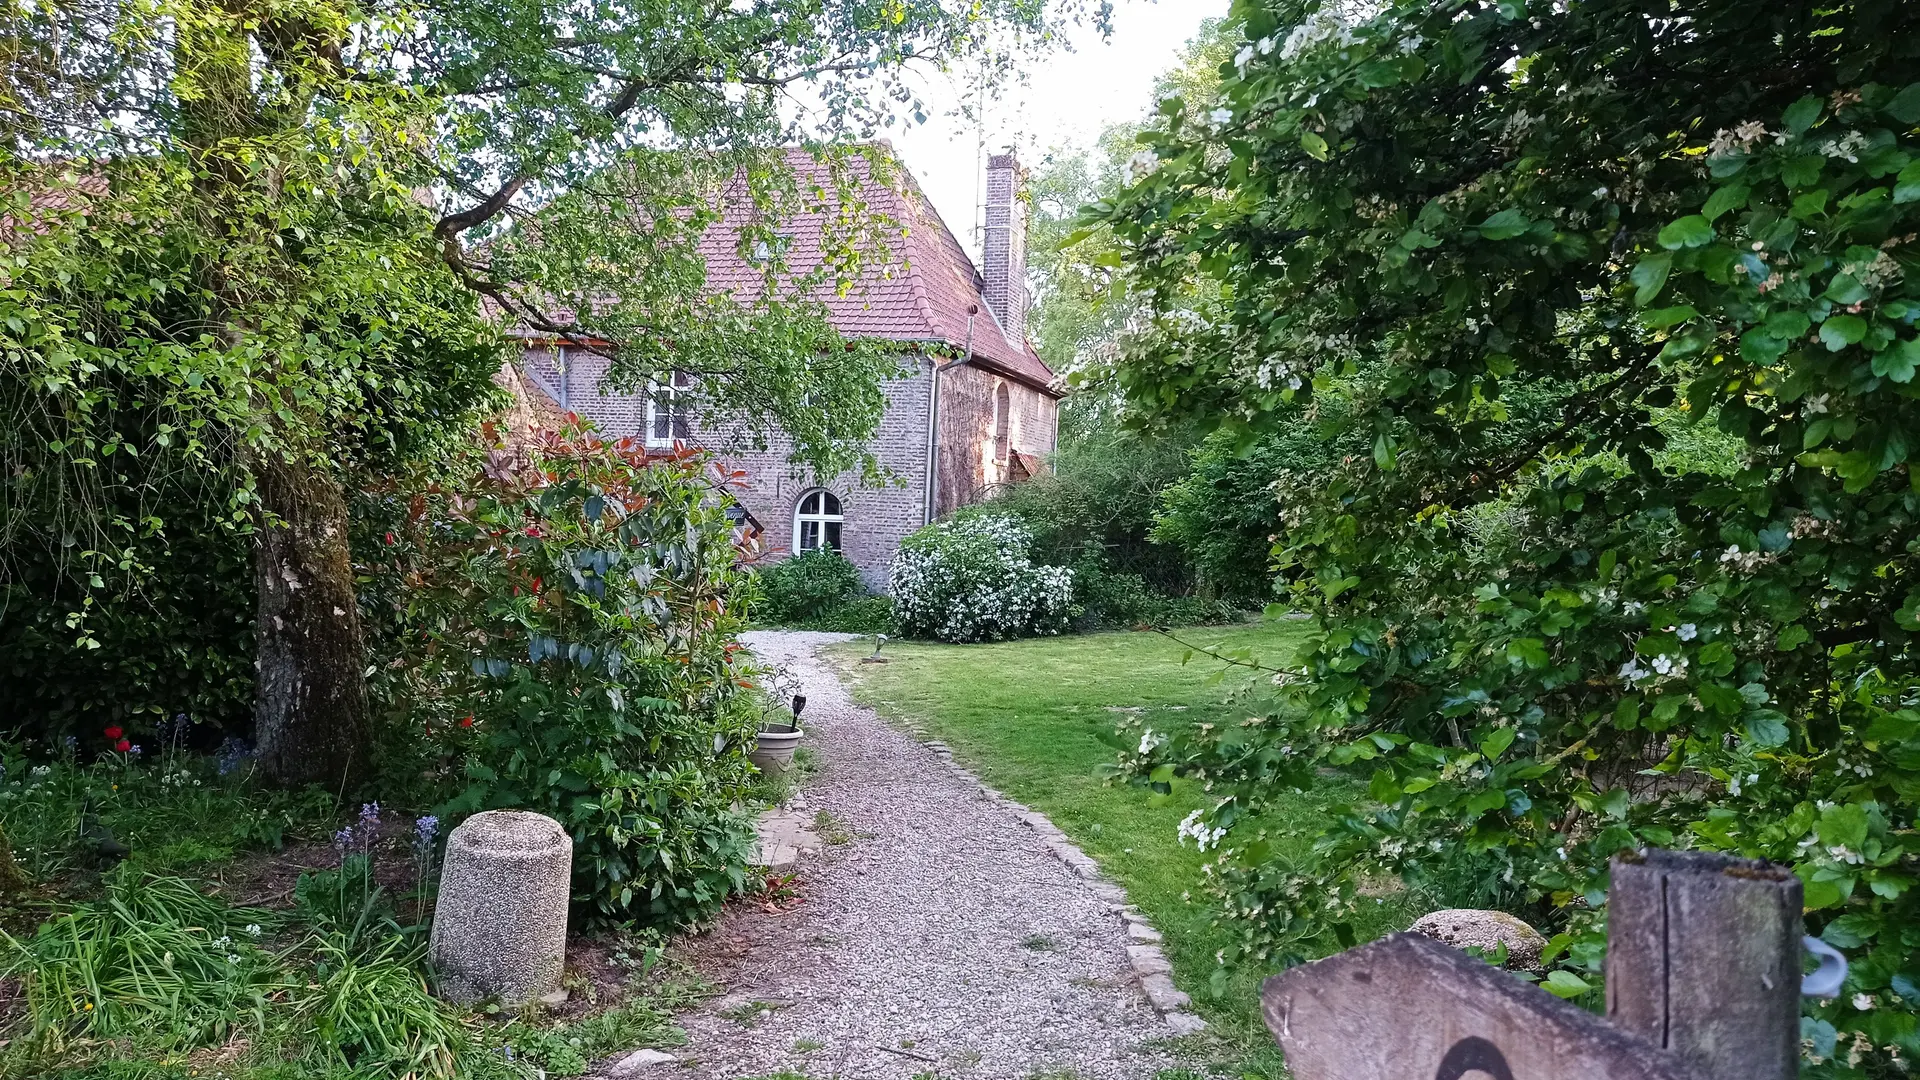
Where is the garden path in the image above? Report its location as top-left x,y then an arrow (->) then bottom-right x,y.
607,630 -> 1185,1080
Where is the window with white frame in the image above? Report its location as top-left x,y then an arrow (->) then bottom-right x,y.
793,489 -> 844,553
646,370 -> 692,447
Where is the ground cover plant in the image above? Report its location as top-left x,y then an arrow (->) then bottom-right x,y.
831,624 -> 1422,1075
1088,0 -> 1920,1071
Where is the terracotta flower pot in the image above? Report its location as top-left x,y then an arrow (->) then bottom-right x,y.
751,728 -> 803,774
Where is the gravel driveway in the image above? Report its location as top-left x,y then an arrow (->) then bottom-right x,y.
637,630 -> 1185,1080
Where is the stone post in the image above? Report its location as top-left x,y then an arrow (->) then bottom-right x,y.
429,810 -> 573,1005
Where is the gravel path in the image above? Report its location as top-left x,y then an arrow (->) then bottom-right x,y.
639,630 -> 1186,1080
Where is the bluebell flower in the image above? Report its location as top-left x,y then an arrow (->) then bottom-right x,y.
359,802 -> 381,829
333,825 -> 355,850
414,815 -> 440,851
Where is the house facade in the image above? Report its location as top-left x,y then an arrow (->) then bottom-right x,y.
506,150 -> 1062,591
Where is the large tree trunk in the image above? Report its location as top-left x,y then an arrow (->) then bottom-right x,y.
252,452 -> 371,789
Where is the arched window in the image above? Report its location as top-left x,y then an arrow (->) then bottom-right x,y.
992,383 -> 1012,464
793,489 -> 844,553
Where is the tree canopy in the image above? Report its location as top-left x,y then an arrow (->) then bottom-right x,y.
1,0 -> 1103,777
1096,0 -> 1920,1067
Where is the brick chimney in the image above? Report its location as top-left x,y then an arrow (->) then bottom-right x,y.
981,152 -> 1028,344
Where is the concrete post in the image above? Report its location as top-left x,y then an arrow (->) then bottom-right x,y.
429,810 -> 573,1005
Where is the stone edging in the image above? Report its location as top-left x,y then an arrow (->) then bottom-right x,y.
920,739 -> 1208,1036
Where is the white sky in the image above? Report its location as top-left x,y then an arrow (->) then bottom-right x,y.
884,1 -> 1229,262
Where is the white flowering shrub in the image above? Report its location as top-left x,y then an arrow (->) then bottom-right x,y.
889,515 -> 1074,643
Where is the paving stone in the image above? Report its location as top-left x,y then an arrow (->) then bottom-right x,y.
605,1049 -> 678,1076
1126,922 -> 1164,944
1126,945 -> 1171,976
1165,1012 -> 1209,1035
1140,974 -> 1190,1013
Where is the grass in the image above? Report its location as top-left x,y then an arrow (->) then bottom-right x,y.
832,623 -> 1426,1076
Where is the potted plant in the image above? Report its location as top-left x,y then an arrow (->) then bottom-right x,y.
751,692 -> 805,775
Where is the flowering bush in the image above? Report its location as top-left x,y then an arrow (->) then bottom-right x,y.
377,424 -> 761,925
889,515 -> 1074,643
1096,1 -> 1920,1071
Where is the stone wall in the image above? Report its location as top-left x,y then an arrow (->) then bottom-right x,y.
934,363 -> 1058,517
709,357 -> 934,593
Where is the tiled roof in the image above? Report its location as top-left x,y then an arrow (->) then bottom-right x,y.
691,146 -> 1059,395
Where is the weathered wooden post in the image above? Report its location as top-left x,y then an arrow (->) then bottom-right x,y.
1606,848 -> 1803,1080
1258,847 -> 1808,1080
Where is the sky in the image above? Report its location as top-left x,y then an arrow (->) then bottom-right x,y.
884,1 -> 1229,263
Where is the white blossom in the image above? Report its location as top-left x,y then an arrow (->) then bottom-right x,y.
1124,149 -> 1160,184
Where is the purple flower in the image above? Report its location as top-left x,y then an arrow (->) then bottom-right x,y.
215,738 -> 252,776
413,815 -> 439,851
127,744 -> 142,757
359,802 -> 381,829
333,826 -> 355,850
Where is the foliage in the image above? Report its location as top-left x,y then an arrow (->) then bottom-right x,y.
386,427 -> 761,925
889,515 -> 1075,643
1095,0 -> 1920,1068
0,742 -> 333,884
1,872 -> 281,1055
753,549 -> 864,626
1069,563 -> 1243,630
979,427 -> 1195,592
3,0 -> 1104,784
793,596 -> 896,636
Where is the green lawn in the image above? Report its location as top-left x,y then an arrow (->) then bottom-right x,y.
831,624 -> 1423,1075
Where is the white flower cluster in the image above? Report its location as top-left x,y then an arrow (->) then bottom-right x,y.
1176,809 -> 1228,852
889,514 -> 1075,643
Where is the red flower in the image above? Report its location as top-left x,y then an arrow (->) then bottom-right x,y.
384,531 -> 397,546
459,715 -> 474,729
525,524 -> 544,538
114,738 -> 131,753
103,726 -> 123,740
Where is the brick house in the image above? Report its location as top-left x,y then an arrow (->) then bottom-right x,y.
506,149 -> 1062,591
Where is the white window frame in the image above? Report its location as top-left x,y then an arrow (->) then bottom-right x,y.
645,370 -> 692,448
793,489 -> 845,554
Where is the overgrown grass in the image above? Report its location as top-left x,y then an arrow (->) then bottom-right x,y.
0,748 -> 690,1080
832,624 -> 1428,1077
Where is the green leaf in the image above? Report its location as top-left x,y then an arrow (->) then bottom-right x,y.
1888,83 -> 1920,125
1630,253 -> 1672,305
1702,184 -> 1750,222
1507,637 -> 1549,669
1657,215 -> 1714,249
1542,970 -> 1591,998
1478,726 -> 1517,761
1784,95 -> 1822,134
1641,305 -> 1698,330
1820,314 -> 1867,350
1790,189 -> 1830,219
1896,161 -> 1920,205
1745,710 -> 1791,747
1872,339 -> 1920,383
1300,131 -> 1329,161
1478,208 -> 1532,240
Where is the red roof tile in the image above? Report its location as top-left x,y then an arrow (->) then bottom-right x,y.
692,147 -> 1059,395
